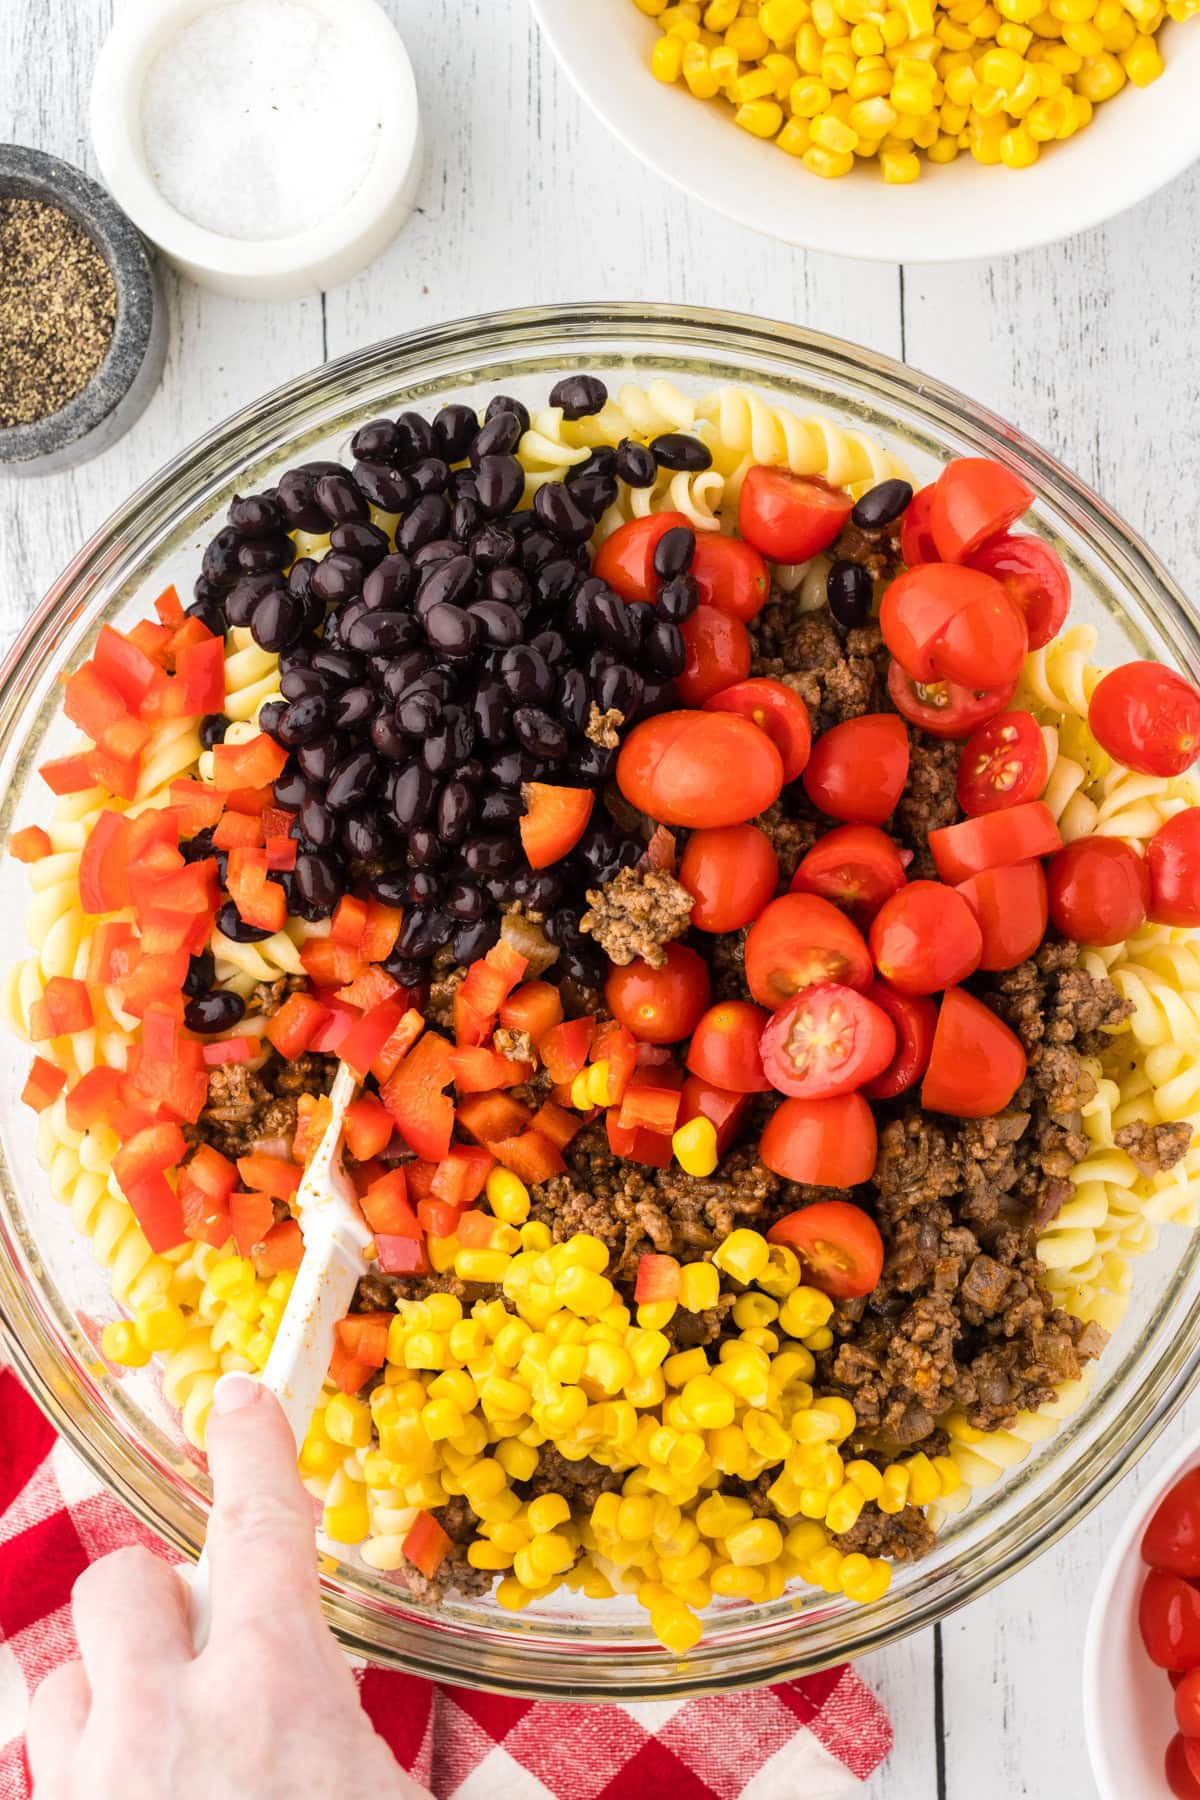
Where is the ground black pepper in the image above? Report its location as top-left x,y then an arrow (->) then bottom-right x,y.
0,198 -> 117,428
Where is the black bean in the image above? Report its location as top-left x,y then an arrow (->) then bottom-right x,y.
534,482 -> 593,545
422,707 -> 474,773
530,629 -> 568,667
201,526 -> 242,589
443,879 -> 484,920
594,659 -> 644,715
485,393 -> 531,435
292,851 -> 341,920
510,870 -> 565,911
567,473 -> 618,519
273,767 -> 310,809
347,610 -> 421,656
480,789 -> 523,829
352,419 -> 402,463
280,668 -> 323,701
574,740 -> 617,782
311,648 -> 365,684
651,433 -> 712,473
229,492 -> 284,536
398,494 -> 452,554
407,827 -> 444,868
331,519 -> 390,570
382,649 -> 431,698
297,736 -> 345,782
556,944 -> 604,990
827,558 -> 873,630
398,905 -> 451,959
186,594 -> 226,635
514,706 -> 568,759
397,686 -> 442,735
310,552 -> 364,607
473,680 -> 512,745
395,411 -> 436,465
549,374 -> 608,419
371,712 -> 409,760
463,835 -> 517,875
851,478 -> 914,531
226,572 -> 284,629
416,554 -> 477,614
475,455 -> 524,517
657,574 -> 699,624
567,446 -> 618,482
469,600 -> 523,648
251,586 -> 304,653
334,684 -> 375,729
315,471 -> 368,524
277,469 -> 327,532
615,438 -> 657,487
216,900 -> 273,943
575,820 -> 640,884
361,555 -> 412,611
490,748 -> 526,787
372,869 -> 410,907
654,525 -> 696,580
413,539 -> 460,576
423,603 -> 480,659
501,645 -> 553,703
624,600 -> 655,647
329,599 -> 369,649
556,668 -> 588,735
591,587 -> 636,654
437,779 -> 475,842
383,951 -> 427,985
536,557 -> 579,605
452,470 -> 480,506
485,566 -> 531,611
327,750 -> 377,811
452,497 -> 482,543
184,989 -> 247,1034
354,461 -> 413,513
342,812 -> 389,860
258,699 -> 287,738
433,403 -> 479,464
237,533 -> 292,576
300,794 -> 338,848
287,558 -> 316,601
389,763 -> 434,829
407,458 -> 449,498
184,948 -> 216,996
520,528 -> 560,573
277,693 -> 333,749
545,906 -> 586,949
452,918 -> 500,963
199,713 -> 228,749
644,618 -> 687,677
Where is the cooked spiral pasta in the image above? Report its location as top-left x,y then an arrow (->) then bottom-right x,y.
926,1379 -> 1093,1529
1019,623 -> 1103,721
694,386 -> 910,504
221,629 -> 281,727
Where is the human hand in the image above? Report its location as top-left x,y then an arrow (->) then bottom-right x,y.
26,1372 -> 431,1799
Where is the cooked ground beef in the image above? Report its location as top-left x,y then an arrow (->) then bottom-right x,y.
527,1444 -> 622,1505
892,734 -> 962,878
834,1503 -> 935,1563
751,606 -> 885,731
494,1025 -> 534,1065
755,801 -> 822,883
586,702 -> 624,748
833,517 -> 904,585
193,1049 -> 333,1159
708,924 -> 750,1003
426,952 -> 466,1031
1115,1120 -> 1193,1175
247,972 -> 305,1018
581,865 -> 694,968
401,1495 -> 493,1601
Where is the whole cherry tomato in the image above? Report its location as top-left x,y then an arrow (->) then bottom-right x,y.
758,1095 -> 878,1189
678,1073 -> 753,1155
955,862 -> 1049,970
802,713 -> 910,826
766,1199 -> 885,1298
745,893 -> 873,1009
738,466 -> 853,564
881,563 -> 1027,690
676,605 -> 752,706
956,710 -> 1049,816
900,484 -> 938,567
705,677 -> 812,782
1089,662 -> 1200,779
887,661 -> 1018,740
1148,811 -> 1200,928
929,800 -> 1062,885
593,512 -> 693,604
967,532 -> 1070,651
930,456 -> 1034,563
869,880 -> 983,995
685,1000 -> 773,1092
1144,1469 -> 1200,1578
863,981 -> 938,1100
790,823 -> 909,922
691,534 -> 771,622
1046,836 -> 1149,946
1141,1570 -> 1200,1670
922,986 -> 1027,1118
617,711 -> 784,828
759,983 -> 896,1099
1165,1734 -> 1200,1800
605,944 -> 712,1045
1177,1668 -> 1200,1739
679,823 -> 779,933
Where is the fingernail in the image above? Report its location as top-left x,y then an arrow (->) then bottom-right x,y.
212,1372 -> 262,1416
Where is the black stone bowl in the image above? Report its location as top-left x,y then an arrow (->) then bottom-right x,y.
0,144 -> 166,476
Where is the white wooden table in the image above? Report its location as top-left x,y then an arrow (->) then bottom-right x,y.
5,1 -> 1200,1792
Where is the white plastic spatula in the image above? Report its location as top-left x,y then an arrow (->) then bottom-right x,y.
186,1059 -> 372,1648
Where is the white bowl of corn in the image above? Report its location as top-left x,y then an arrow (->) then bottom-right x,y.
529,0 -> 1200,261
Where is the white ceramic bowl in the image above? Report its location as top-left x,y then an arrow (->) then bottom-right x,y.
529,0 -> 1200,263
91,0 -> 422,300
1084,1424 -> 1200,1798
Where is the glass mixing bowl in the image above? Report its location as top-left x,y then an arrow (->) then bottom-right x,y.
2,303 -> 1198,1699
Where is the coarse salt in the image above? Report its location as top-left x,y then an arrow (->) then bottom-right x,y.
139,0 -> 381,242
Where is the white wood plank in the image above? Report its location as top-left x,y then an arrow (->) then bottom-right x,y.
859,1627 -> 940,1799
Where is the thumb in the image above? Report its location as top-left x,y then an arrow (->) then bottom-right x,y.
203,1373 -> 324,1644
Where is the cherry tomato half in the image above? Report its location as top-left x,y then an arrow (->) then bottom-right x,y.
685,1000 -> 773,1093
1148,810 -> 1200,928
863,981 -> 938,1100
759,1097 -> 878,1190
900,484 -> 938,567
790,823 -> 909,922
1089,661 -> 1200,779
929,800 -> 1062,885
1046,836 -> 1149,946
1165,1734 -> 1200,1800
605,943 -> 712,1045
956,710 -> 1049,816
679,1073 -> 753,1155
705,677 -> 812,783
676,605 -> 752,706
745,893 -> 873,1010
679,823 -> 779,933
869,880 -> 983,995
1141,1570 -> 1200,1671
593,512 -> 693,604
922,986 -> 1027,1119
1177,1669 -> 1200,1740
887,661 -> 1018,740
691,534 -> 771,622
956,862 -> 1049,970
617,711 -> 784,828
1144,1469 -> 1200,1578
766,1199 -> 885,1299
760,982 -> 895,1100
802,713 -> 910,826
967,532 -> 1070,652
930,456 -> 1034,563
738,466 -> 854,564
881,563 -> 1027,690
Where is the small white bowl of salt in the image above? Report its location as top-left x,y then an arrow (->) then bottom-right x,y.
91,0 -> 421,300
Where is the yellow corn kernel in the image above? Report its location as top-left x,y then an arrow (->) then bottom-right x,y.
825,1481 -> 866,1534
696,1493 -> 754,1539
570,1070 -> 592,1111
418,1398 -> 463,1442
776,116 -> 813,154
677,1374 -> 734,1430
427,1234 -> 459,1275
539,1387 -> 588,1433
791,75 -> 835,116
662,1347 -> 709,1389
584,1060 -> 612,1107
778,1285 -> 834,1339
762,50 -> 801,96
490,1439 -> 535,1484
726,15 -> 772,53
323,1493 -> 370,1543
1073,46 -> 1125,93
999,124 -> 1039,166
524,1493 -> 569,1536
976,44 -> 1026,85
558,1267 -> 615,1318
404,1332 -> 448,1372
877,1463 -> 910,1514
713,1229 -> 770,1285
616,1493 -> 656,1541
682,41 -> 724,97
474,1489 -> 522,1525
468,1540 -> 515,1571
762,0 -> 809,42
849,95 -> 898,136
676,1260 -> 719,1313
731,66 -> 780,102
846,1458 -> 884,1500
447,1318 -> 487,1363
802,141 -> 856,176
455,1248 -> 513,1286
1121,33 -> 1164,81
634,0 -> 669,11
488,1518 -> 533,1554
704,0 -> 739,24
325,1392 -> 372,1448
810,110 -> 860,151
841,1553 -> 892,1603
486,1166 -> 530,1225
583,1341 -> 635,1396
652,1603 -> 704,1654
730,1291 -> 777,1332
637,1296 -> 677,1330
461,1458 -> 507,1505
736,97 -> 786,135
526,1532 -> 576,1579
743,1411 -> 793,1462
102,1320 -> 152,1367
134,1297 -> 187,1353
673,1115 -> 719,1178
495,1575 -> 537,1611
710,1561 -> 767,1598
547,1342 -> 587,1384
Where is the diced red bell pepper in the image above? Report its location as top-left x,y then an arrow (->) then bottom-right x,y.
498,980 -> 564,1044
222,785 -> 275,818
405,1161 -> 439,1205
300,939 -> 366,989
339,995 -> 409,1083
9,826 -> 53,864
142,1001 -> 182,1064
540,1016 -> 595,1085
264,835 -> 297,872
201,1036 -> 258,1066
125,619 -> 174,668
227,846 -> 287,935
380,1031 -> 455,1162
62,661 -> 129,741
343,1093 -> 394,1162
431,1145 -> 494,1208
618,1083 -> 682,1136
331,896 -> 369,945
519,782 -> 595,870
179,1174 -> 232,1249
455,1209 -> 498,1248
488,1130 -> 565,1185
590,1021 -> 638,1105
118,951 -> 191,1019
169,780 -> 225,835
416,1197 -> 461,1240
530,1099 -> 584,1151
678,1076 -> 752,1156
123,1170 -> 187,1254
236,1152 -> 301,1201
212,733 -> 287,792
335,1313 -> 391,1370
606,1110 -> 674,1168
29,977 -> 93,1041
87,921 -> 135,988
165,616 -> 213,661
454,941 -> 530,1046
21,1056 -> 66,1113
79,811 -> 133,915
261,806 -> 296,842
139,907 -> 205,958
86,743 -> 141,802
252,1218 -> 304,1276
360,899 -> 404,963
635,1253 -> 682,1303
154,584 -> 185,626
186,1143 -> 239,1204
39,752 -> 97,796
455,1091 -> 534,1145
113,1121 -> 188,1191
292,1094 -> 320,1163
361,1169 -> 421,1239
335,965 -> 400,1012
151,860 -> 220,920
448,1046 -> 533,1092
308,999 -> 357,1056
64,1067 -> 124,1130
229,1189 -> 276,1258
264,992 -> 330,1058
375,1233 -> 430,1276
94,623 -> 169,715
402,1511 -> 453,1579
176,635 -> 225,716
371,1008 -> 425,1084
329,1341 -> 375,1395
213,811 -> 263,850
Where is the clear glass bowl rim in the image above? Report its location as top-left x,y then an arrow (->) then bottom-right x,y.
2,301 -> 1200,1701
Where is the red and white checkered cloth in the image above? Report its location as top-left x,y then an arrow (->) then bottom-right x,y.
0,1368 -> 891,1797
